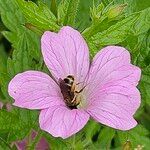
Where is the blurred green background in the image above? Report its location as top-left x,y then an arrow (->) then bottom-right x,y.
0,0 -> 150,149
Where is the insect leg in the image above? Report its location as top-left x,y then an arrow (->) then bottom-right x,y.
75,86 -> 86,93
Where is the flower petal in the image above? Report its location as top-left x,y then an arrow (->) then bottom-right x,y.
87,105 -> 137,130
86,82 -> 140,130
41,26 -> 90,82
39,106 -> 89,139
85,46 -> 141,130
86,46 -> 141,98
8,71 -> 64,109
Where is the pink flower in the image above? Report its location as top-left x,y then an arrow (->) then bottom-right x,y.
11,130 -> 49,150
8,26 -> 141,139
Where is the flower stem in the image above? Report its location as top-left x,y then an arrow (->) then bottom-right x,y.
27,129 -> 43,150
0,136 -> 12,150
72,134 -> 76,149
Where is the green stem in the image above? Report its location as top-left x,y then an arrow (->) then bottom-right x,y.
72,134 -> 76,149
82,16 -> 107,39
0,136 -> 12,150
50,0 -> 57,17
27,129 -> 43,150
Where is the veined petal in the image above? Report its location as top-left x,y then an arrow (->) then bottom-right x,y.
86,82 -> 140,130
8,71 -> 64,109
87,105 -> 137,130
86,46 -> 141,99
39,106 -> 89,139
85,46 -> 141,130
87,81 -> 140,112
41,26 -> 90,83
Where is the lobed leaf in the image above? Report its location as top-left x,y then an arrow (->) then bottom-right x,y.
96,127 -> 115,149
0,0 -> 25,31
58,0 -> 80,26
16,0 -> 60,32
83,7 -> 150,56
0,108 -> 38,142
117,125 -> 150,149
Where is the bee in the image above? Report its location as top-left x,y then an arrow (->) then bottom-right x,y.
59,75 -> 84,109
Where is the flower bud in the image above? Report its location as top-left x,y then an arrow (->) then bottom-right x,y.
107,4 -> 127,19
123,140 -> 132,150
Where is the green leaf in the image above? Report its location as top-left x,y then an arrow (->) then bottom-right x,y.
117,125 -> 150,149
0,109 -> 25,140
114,0 -> 150,13
83,120 -> 101,143
92,13 -> 138,44
84,8 -> 150,55
16,0 -> 60,32
2,28 -> 41,77
0,0 -> 43,100
133,0 -> 150,12
0,110 -> 20,129
76,0 -> 92,31
0,136 -> 11,150
0,43 -> 7,74
133,8 -> 150,35
6,29 -> 42,77
2,31 -> 18,45
96,127 -> 115,149
0,0 -> 25,32
0,73 -> 11,100
132,31 -> 150,106
50,0 -> 57,17
0,108 -> 38,142
83,2 -> 127,39
58,0 -> 80,26
102,0 -> 113,7
43,132 -> 69,150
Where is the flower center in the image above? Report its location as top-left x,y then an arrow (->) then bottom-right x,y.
59,75 -> 85,109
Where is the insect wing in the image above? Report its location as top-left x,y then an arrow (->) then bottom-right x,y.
59,78 -> 71,103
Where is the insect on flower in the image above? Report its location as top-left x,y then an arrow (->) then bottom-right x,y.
8,26 -> 141,139
59,75 -> 86,109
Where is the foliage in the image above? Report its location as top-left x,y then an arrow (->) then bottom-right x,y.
58,0 -> 80,27
0,0 -> 150,149
16,0 -> 60,32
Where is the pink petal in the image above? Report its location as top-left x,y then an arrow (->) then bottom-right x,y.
87,104 -> 138,130
86,46 -> 141,99
86,83 -> 140,130
85,46 -> 141,130
39,106 -> 89,139
87,81 -> 141,114
41,26 -> 90,83
8,71 -> 64,109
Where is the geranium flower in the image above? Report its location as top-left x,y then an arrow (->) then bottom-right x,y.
8,26 -> 141,139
